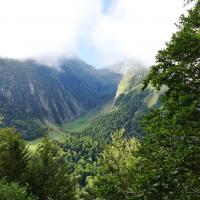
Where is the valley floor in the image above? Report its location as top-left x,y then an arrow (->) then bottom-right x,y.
26,98 -> 114,150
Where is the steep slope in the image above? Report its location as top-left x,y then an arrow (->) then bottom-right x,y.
57,58 -> 120,109
0,58 -> 120,139
82,63 -> 162,141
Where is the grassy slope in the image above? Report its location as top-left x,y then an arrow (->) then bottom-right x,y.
26,98 -> 114,150
62,98 -> 114,133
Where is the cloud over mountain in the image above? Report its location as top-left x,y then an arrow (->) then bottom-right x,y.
0,0 -> 186,66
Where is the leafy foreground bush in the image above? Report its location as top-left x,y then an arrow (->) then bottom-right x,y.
0,128 -> 75,200
0,179 -> 37,200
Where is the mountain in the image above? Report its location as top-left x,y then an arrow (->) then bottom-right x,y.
0,57 -> 121,139
82,62 -> 162,141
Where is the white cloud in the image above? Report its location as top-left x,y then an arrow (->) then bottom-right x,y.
90,0 -> 186,66
0,0 -> 187,66
0,0 -> 101,58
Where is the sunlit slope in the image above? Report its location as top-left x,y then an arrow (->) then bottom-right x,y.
82,66 -> 163,140
62,98 -> 114,133
27,98 -> 114,150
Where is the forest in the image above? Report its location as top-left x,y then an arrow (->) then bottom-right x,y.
0,0 -> 199,199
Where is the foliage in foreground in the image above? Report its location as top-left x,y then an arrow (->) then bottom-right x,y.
29,137 -> 74,200
0,128 -> 30,184
139,0 -> 200,199
89,129 -> 141,200
0,179 -> 37,200
0,128 -> 75,200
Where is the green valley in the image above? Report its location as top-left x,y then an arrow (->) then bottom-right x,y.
0,1 -> 199,200
26,98 -> 114,150
62,98 -> 114,133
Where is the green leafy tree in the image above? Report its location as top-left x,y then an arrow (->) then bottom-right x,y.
90,129 -> 141,200
0,179 -> 37,200
29,137 -> 74,200
0,128 -> 30,183
139,0 -> 200,199
58,134 -> 102,200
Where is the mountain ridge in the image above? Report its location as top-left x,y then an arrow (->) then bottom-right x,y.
0,57 -> 121,139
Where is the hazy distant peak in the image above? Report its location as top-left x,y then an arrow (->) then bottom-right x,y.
105,60 -> 147,76
34,53 -> 78,69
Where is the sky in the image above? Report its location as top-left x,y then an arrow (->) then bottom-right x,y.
0,0 -> 188,67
